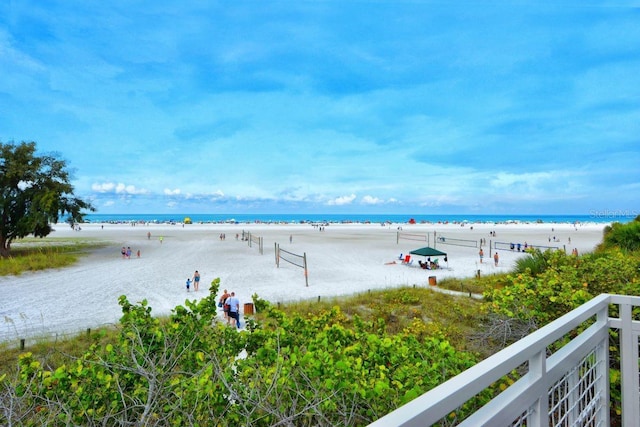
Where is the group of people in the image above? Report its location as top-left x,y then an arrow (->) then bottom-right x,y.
185,270 -> 201,292
181,276 -> 242,329
218,289 -> 241,328
509,242 -> 528,252
479,248 -> 500,266
121,246 -> 140,259
418,258 -> 439,270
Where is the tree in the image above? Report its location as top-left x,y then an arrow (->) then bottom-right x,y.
0,140 -> 94,257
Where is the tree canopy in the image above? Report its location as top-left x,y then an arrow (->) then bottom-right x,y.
0,141 -> 94,257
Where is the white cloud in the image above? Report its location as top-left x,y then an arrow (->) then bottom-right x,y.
115,183 -> 147,195
92,182 -> 116,193
361,195 -> 384,205
491,172 -> 554,189
91,182 -> 148,195
327,194 -> 356,206
164,188 -> 181,195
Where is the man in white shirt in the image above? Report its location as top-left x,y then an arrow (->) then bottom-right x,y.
226,292 -> 241,329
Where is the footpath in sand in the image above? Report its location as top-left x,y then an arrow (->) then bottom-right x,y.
0,221 -> 606,342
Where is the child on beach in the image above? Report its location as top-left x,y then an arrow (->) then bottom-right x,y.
186,278 -> 191,292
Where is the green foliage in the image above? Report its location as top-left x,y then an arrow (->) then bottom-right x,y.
272,287 -> 483,347
600,216 -> 640,252
437,275 -> 496,296
484,249 -> 640,325
512,248 -> 549,276
484,247 -> 640,423
251,292 -> 271,313
2,281 -> 484,426
0,141 -> 94,258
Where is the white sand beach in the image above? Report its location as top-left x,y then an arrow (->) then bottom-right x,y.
0,221 -> 607,342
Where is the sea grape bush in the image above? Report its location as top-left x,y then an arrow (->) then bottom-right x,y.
485,248 -> 640,326
483,243 -> 640,422
1,278 -> 482,426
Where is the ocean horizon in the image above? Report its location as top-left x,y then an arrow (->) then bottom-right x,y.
83,212 -> 635,225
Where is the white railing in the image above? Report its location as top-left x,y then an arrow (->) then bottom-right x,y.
369,294 -> 640,427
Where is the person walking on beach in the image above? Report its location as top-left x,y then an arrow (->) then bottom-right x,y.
186,278 -> 191,292
192,270 -> 201,291
479,248 -> 484,263
159,236 -> 163,244
226,292 -> 240,329
494,252 -> 499,266
219,289 -> 230,322
147,231 -> 151,240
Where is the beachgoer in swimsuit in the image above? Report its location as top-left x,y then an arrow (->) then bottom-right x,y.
193,270 -> 200,291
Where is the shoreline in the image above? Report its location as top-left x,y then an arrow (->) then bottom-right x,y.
82,212 -> 630,226
1,221 -> 608,342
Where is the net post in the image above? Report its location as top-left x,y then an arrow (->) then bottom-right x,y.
303,252 -> 309,287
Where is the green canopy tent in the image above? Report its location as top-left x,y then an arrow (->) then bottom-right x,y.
409,246 -> 448,269
410,246 -> 447,257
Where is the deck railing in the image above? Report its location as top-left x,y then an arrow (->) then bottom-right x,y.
369,294 -> 640,427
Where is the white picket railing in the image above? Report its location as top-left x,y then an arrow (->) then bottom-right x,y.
369,293 -> 640,427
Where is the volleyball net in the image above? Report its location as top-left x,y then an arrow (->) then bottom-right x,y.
397,231 -> 430,245
493,241 -> 560,252
275,243 -> 309,287
246,232 -> 264,255
435,234 -> 478,248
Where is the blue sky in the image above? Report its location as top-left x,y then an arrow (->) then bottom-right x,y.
1,1 -> 639,215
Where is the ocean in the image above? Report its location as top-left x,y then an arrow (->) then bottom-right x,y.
82,212 -> 633,225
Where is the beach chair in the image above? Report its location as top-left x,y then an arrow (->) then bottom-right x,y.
403,254 -> 411,264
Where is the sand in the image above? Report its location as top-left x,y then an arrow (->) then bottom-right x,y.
0,221 -> 607,342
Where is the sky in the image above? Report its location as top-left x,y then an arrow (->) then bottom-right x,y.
1,1 -> 639,216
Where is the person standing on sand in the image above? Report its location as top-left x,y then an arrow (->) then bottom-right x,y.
494,252 -> 499,266
479,248 -> 484,263
192,270 -> 201,291
226,292 -> 240,329
186,278 -> 191,292
147,231 -> 151,240
159,236 -> 163,244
